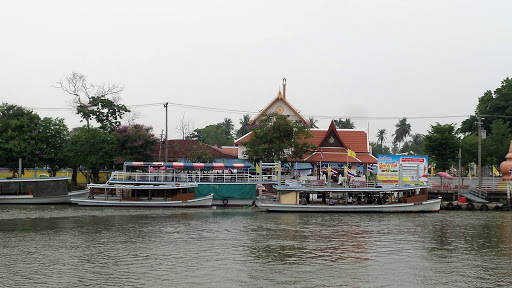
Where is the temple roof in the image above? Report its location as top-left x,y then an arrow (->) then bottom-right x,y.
250,90 -> 308,125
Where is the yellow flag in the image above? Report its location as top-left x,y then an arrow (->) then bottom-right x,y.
344,166 -> 348,176
348,149 -> 356,158
256,163 -> 260,174
328,165 -> 331,177
430,166 -> 434,177
493,166 -> 500,176
469,169 -> 472,180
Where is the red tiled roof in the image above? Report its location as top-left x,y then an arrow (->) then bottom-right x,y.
310,130 -> 368,152
236,130 -> 369,152
216,146 -> 238,157
303,151 -> 377,164
234,123 -> 374,163
235,132 -> 253,145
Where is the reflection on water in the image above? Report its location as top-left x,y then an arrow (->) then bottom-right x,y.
1,206 -> 512,287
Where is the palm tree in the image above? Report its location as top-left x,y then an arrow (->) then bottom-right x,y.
376,129 -> 387,145
236,114 -> 251,138
308,117 -> 319,129
393,118 -> 411,150
222,118 -> 234,132
333,118 -> 355,129
410,133 -> 423,146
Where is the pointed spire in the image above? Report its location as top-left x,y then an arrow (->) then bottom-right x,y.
277,90 -> 283,99
282,77 -> 287,99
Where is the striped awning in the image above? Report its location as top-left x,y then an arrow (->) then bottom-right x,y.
125,162 -> 251,170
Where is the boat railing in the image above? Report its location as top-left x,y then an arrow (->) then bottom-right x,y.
108,171 -> 278,183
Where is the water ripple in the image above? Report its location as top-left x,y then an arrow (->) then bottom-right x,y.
1,207 -> 512,287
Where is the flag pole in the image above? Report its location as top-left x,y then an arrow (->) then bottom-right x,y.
346,151 -> 348,176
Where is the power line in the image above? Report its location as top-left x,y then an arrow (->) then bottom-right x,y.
27,102 -> 512,121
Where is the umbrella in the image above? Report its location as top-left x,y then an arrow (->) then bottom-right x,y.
437,172 -> 454,180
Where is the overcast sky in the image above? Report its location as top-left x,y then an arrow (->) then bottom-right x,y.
1,0 -> 511,144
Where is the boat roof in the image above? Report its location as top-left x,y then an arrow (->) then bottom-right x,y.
274,185 -> 427,193
124,162 -> 252,170
0,176 -> 70,183
89,183 -> 198,190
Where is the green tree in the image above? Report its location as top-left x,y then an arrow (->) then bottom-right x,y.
401,133 -> 424,155
333,118 -> 355,129
376,129 -> 387,145
114,124 -> 158,167
460,133 -> 478,169
392,118 -> 411,150
308,117 -> 319,129
236,114 -> 251,138
370,142 -> 391,158
0,103 -> 41,176
242,113 -> 315,163
423,123 -> 460,171
482,119 -> 512,167
66,127 -> 117,183
461,78 -> 512,134
36,117 -> 69,176
459,115 -> 478,135
55,72 -> 130,131
222,118 -> 234,140
191,123 -> 234,147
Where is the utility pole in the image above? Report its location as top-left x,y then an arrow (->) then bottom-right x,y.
158,130 -> 164,161
477,116 -> 483,191
164,103 -> 169,162
458,148 -> 461,201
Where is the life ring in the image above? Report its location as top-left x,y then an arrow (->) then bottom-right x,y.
446,202 -> 454,210
480,204 -> 489,211
466,203 -> 474,211
223,199 -> 229,206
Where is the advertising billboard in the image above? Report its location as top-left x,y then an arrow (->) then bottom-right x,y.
377,155 -> 429,187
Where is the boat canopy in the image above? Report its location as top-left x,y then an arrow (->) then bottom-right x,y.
124,162 -> 252,170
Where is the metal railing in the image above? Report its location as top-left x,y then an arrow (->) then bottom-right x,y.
108,171 -> 278,184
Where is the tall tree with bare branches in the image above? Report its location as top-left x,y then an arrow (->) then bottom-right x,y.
55,72 -> 129,131
176,114 -> 194,140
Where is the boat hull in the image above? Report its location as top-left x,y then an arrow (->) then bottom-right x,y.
0,190 -> 89,204
257,198 -> 441,213
71,194 -> 213,208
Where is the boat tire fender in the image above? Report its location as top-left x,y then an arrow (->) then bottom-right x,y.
455,204 -> 462,210
494,205 -> 502,211
446,202 -> 454,210
223,199 -> 229,206
466,203 -> 474,211
480,204 -> 489,211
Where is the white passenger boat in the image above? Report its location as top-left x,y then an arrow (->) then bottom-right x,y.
257,185 -> 441,213
0,177 -> 88,204
107,161 -> 279,207
71,183 -> 213,208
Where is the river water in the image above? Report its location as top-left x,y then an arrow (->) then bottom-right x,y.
1,206 -> 512,288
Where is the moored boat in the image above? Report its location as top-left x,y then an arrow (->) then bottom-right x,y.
71,182 -> 213,208
257,185 -> 441,213
0,177 -> 88,204
107,161 -> 279,206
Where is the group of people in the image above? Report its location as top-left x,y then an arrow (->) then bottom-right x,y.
301,193 -> 394,205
